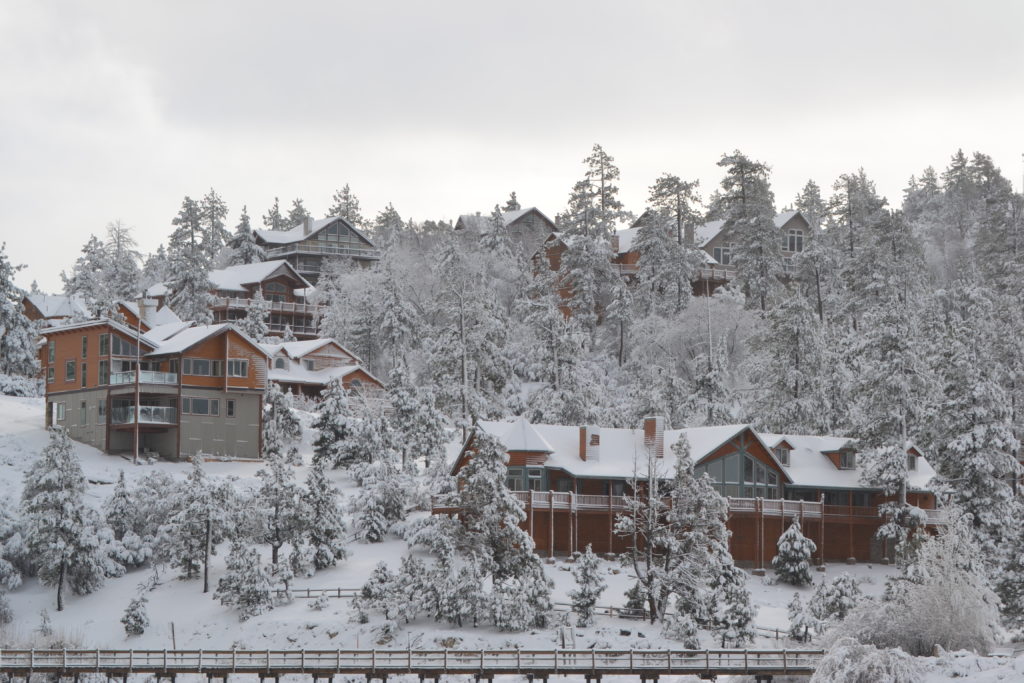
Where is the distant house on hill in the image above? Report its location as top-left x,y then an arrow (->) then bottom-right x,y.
260,338 -> 385,402
253,216 -> 380,285
456,207 -> 556,257
22,294 -> 91,325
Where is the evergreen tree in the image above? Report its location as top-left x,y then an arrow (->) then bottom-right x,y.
255,452 -> 308,565
328,184 -> 367,227
215,542 -> 276,621
771,517 -> 817,586
787,593 -> 818,643
104,471 -> 135,540
556,234 -> 615,341
104,221 -> 142,302
632,210 -> 695,314
388,362 -> 449,470
199,188 -> 230,260
61,235 -> 117,316
373,203 -> 404,247
228,206 -> 265,265
238,288 -> 270,341
263,197 -> 287,231
263,382 -> 302,446
167,196 -> 214,323
121,596 -> 149,636
312,377 -> 354,467
687,337 -> 735,426
569,544 -> 606,627
809,573 -> 862,626
557,144 -> 631,239
794,180 -> 827,233
21,428 -> 106,611
0,244 -> 39,379
287,198 -> 312,228
711,564 -> 756,647
503,191 -> 521,212
304,461 -> 348,569
648,173 -> 702,245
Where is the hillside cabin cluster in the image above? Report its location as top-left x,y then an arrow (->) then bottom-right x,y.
441,416 -> 940,566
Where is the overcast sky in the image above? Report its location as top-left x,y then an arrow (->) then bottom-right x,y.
2,1 -> 1023,291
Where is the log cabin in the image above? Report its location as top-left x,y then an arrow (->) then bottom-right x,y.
40,318 -> 269,460
439,415 -> 941,567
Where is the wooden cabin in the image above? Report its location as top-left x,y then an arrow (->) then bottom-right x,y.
456,207 -> 557,257
254,216 -> 379,285
208,260 -> 321,339
40,319 -> 269,460
440,416 -> 941,566
260,338 -> 386,403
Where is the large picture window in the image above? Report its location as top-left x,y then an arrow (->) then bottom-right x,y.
227,359 -> 248,377
712,242 -> 733,265
695,450 -> 782,500
183,358 -> 224,376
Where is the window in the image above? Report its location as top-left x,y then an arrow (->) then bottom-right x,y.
169,359 -> 179,375
56,402 -> 65,421
98,402 -> 106,423
824,490 -> 848,506
274,358 -> 286,369
506,467 -> 523,491
839,451 -> 856,470
712,242 -> 734,265
81,336 -> 88,359
47,340 -> 55,363
786,229 -> 804,253
304,359 -> 315,371
183,397 -> 219,416
609,480 -> 625,496
99,334 -> 109,356
99,360 -> 109,385
264,282 -> 287,303
81,364 -> 87,387
907,454 -> 917,470
210,399 -> 219,416
227,400 -> 235,418
227,359 -> 249,377
79,401 -> 87,425
743,456 -> 754,484
527,468 -> 543,491
47,367 -> 54,383
774,447 -> 790,466
111,336 -> 138,357
181,397 -> 191,414
65,360 -> 75,382
184,358 -> 223,376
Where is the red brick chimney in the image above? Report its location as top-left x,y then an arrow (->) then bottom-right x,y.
643,416 -> 665,458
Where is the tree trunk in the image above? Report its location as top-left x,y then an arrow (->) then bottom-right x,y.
57,561 -> 66,611
203,516 -> 212,593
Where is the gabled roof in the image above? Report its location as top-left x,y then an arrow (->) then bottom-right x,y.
145,324 -> 269,358
42,318 -> 157,351
208,260 -> 313,292
268,361 -> 382,388
253,216 -> 376,248
693,210 -> 809,248
456,207 -> 555,234
501,415 -> 554,453
25,294 -> 91,319
259,338 -> 361,364
118,300 -> 183,327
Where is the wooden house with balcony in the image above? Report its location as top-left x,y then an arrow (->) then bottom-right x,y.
455,207 -> 557,257
438,416 -> 940,566
40,318 -> 269,460
260,338 -> 385,403
254,216 -> 380,285
207,260 -> 321,339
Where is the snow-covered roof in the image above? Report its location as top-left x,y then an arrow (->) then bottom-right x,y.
141,321 -> 192,344
474,420 -> 761,479
614,227 -> 639,254
457,207 -> 555,234
25,293 -> 90,319
145,283 -> 169,298
118,300 -> 183,327
208,260 -> 312,292
254,216 -> 376,248
774,210 -> 800,228
268,363 -> 367,387
692,211 -> 806,248
500,416 -> 554,453
761,433 -> 937,491
145,324 -> 268,358
42,318 -> 157,350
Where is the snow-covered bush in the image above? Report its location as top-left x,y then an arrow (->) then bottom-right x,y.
215,543 -> 276,621
0,593 -> 13,625
711,564 -> 756,647
810,637 -> 921,682
772,516 -> 817,586
121,596 -> 149,636
788,593 -> 819,643
569,545 -> 606,627
809,573 -> 861,625
0,373 -> 41,397
662,609 -> 700,648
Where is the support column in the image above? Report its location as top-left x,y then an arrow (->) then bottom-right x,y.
549,494 -> 555,558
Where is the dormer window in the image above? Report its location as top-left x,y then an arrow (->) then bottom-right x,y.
774,446 -> 790,466
785,229 -> 804,253
713,242 -> 734,265
839,451 -> 856,470
907,453 -> 917,470
304,359 -> 315,371
274,358 -> 286,369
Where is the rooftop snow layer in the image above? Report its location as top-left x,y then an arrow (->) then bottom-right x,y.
26,293 -> 90,318
208,260 -> 312,292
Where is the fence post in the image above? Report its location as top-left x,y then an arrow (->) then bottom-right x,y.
443,649 -> 448,671
198,650 -> 203,672
163,649 -> 167,672
128,650 -> 133,672
782,649 -> 787,673
370,649 -> 375,674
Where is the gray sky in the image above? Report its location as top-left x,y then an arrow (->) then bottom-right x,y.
3,0 -> 1023,292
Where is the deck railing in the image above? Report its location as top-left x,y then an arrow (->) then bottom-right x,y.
265,243 -> 381,260
110,406 -> 177,425
211,297 -> 324,316
110,370 -> 178,386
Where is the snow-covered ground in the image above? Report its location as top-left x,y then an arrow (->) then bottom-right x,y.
0,395 -> 1020,682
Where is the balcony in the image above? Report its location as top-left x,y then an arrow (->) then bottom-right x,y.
268,321 -> 318,336
111,405 -> 177,425
110,371 -> 178,386
211,297 -> 324,317
265,243 -> 381,261
695,266 -> 736,281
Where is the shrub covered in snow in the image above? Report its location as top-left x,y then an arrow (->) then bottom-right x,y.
810,637 -> 921,683
121,596 -> 149,636
569,545 -> 606,627
772,516 -> 817,586
809,573 -> 862,625
0,373 -> 41,397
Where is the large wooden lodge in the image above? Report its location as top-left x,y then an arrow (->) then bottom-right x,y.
440,416 -> 940,567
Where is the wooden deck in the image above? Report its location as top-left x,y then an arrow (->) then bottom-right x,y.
0,648 -> 825,679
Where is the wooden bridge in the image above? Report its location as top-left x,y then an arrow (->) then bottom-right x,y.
0,648 -> 825,680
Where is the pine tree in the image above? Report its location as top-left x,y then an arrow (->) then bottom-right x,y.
771,517 -> 817,586
388,362 -> 449,471
687,337 -> 734,426
373,203 -> 404,247
569,544 -> 606,627
711,564 -> 756,647
121,596 -> 149,636
238,288 -> 270,342
0,244 -> 39,379
304,461 -> 348,569
21,428 -> 106,611
199,188 -> 230,260
104,471 -> 135,540
104,221 -> 142,302
255,452 -> 308,565
167,196 -> 214,323
280,324 -> 296,342
312,377 -> 355,467
215,542 -> 276,621
632,210 -> 695,315
287,198 -> 311,228
648,173 -> 702,245
557,144 -> 631,239
264,382 -> 301,446
794,180 -> 827,233
228,206 -> 265,265
328,184 -> 367,227
503,192 -> 521,212
809,573 -> 861,626
61,235 -> 118,317
787,593 -> 818,643
556,234 -> 615,340
263,197 -> 287,231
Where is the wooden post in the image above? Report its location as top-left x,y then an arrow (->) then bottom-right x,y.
607,492 -> 613,554
820,493 -> 826,565
549,494 -> 555,558
528,490 -> 534,540
757,497 -> 764,570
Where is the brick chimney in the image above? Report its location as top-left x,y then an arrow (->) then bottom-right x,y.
137,297 -> 158,324
303,216 -> 315,235
579,425 -> 600,462
643,415 -> 665,458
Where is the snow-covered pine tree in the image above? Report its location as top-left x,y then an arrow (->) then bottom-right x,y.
556,234 -> 615,342
312,377 -> 354,467
503,191 -> 521,212
238,288 -> 270,342
388,362 -> 448,471
352,450 -> 407,543
287,198 -> 311,228
711,563 -> 756,647
648,173 -> 702,245
263,382 -> 301,446
167,196 -> 214,324
808,573 -> 861,626
104,221 -> 142,303
104,471 -> 135,540
480,204 -> 514,259
255,451 -> 308,565
787,593 -> 818,643
280,324 -> 296,342
0,244 -> 39,381
794,180 -> 827,234
121,596 -> 149,636
328,184 -> 366,227
569,544 -> 606,627
377,268 -> 418,369
199,188 -> 230,260
632,211 -> 688,315
61,235 -> 118,317
557,144 -> 631,239
21,428 -> 106,610
263,197 -> 287,231
772,516 -> 817,586
228,206 -> 265,265
373,203 -> 404,247
687,337 -> 735,426
304,461 -> 348,569
215,542 -> 276,621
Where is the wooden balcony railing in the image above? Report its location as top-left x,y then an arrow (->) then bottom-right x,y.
265,243 -> 381,260
211,297 -> 323,316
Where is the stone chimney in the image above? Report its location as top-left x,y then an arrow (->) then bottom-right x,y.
137,297 -> 158,325
643,415 -> 665,458
303,216 -> 315,235
611,234 -> 620,252
579,425 -> 600,462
